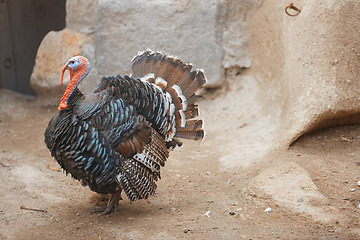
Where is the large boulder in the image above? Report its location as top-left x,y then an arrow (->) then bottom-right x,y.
66,0 -> 98,34
30,29 -> 100,104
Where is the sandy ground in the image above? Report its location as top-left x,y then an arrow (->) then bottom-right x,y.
1,71 -> 360,240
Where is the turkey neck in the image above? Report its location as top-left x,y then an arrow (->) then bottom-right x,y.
58,65 -> 88,111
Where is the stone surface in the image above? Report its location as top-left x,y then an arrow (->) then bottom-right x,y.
280,1 -> 360,144
220,0 -> 258,69
66,0 -> 98,34
247,0 -> 360,145
94,0 -> 225,87
250,161 -> 341,223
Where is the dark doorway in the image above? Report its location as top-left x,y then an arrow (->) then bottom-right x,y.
0,0 -> 65,95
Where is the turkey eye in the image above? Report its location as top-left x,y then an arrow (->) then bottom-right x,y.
69,60 -> 75,65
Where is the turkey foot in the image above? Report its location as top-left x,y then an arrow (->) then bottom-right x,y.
91,191 -> 122,215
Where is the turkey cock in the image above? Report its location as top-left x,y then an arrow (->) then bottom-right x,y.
44,50 -> 206,214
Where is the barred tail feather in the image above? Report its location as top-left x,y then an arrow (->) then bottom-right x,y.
179,120 -> 203,131
183,70 -> 206,99
175,129 -> 205,141
132,51 -> 150,78
184,105 -> 199,119
175,120 -> 204,141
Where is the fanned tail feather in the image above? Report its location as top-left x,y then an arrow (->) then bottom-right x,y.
132,50 -> 206,141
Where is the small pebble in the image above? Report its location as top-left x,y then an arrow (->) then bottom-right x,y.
264,207 -> 272,213
357,181 -> 360,187
229,211 -> 237,215
205,211 -> 211,218
350,189 -> 356,192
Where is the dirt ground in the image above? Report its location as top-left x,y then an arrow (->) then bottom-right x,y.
1,71 -> 360,240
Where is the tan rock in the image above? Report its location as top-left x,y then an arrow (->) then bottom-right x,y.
30,29 -> 100,104
66,0 -> 98,33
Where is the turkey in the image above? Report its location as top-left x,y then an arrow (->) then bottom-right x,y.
44,50 -> 206,214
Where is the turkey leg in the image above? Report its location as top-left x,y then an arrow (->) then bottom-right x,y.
90,190 -> 122,215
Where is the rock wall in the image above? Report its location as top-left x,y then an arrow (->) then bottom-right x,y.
30,0 -> 255,95
247,0 -> 360,144
281,1 -> 360,144
30,0 -> 360,145
95,0 -> 223,87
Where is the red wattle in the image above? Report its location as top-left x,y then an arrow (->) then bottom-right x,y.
58,71 -> 81,111
60,64 -> 68,86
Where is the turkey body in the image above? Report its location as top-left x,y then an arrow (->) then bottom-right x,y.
44,51 -> 206,214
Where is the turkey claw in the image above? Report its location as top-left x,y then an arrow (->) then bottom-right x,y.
90,205 -> 117,215
90,192 -> 122,215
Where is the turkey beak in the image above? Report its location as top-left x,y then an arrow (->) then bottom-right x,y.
60,63 -> 70,86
